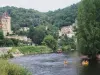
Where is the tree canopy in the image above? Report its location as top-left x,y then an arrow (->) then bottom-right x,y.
77,0 -> 100,58
43,35 -> 57,52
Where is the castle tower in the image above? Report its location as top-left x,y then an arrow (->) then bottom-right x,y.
0,12 -> 12,36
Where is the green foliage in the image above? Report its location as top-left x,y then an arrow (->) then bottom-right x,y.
0,29 -> 4,39
0,6 -> 48,33
0,38 -> 19,47
11,38 -> 19,46
43,35 -> 57,52
77,0 -> 100,58
28,25 -> 47,45
16,31 -> 28,36
62,46 -> 71,53
0,38 -> 14,47
0,53 -> 13,59
59,35 -> 75,49
0,59 -> 31,75
46,4 -> 78,27
0,4 -> 78,34
12,46 -> 52,55
46,25 -> 59,39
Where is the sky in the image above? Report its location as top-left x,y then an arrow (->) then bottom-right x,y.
0,0 -> 81,12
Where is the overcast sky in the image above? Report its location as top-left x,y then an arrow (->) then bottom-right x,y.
0,0 -> 81,12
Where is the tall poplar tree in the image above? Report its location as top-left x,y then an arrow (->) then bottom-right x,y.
77,0 -> 100,58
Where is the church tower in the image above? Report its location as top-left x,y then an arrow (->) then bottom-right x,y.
0,12 -> 12,36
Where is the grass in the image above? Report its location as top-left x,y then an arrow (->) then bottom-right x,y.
0,46 -> 52,75
11,46 -> 53,55
0,59 -> 31,75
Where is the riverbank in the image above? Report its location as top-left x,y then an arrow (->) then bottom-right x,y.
0,59 -> 31,75
11,46 -> 53,56
0,46 -> 52,75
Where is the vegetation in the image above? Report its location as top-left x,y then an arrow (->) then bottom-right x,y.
0,53 -> 13,59
0,3 -> 78,48
42,35 -> 57,52
28,25 -> 47,45
0,29 -> 4,39
59,35 -> 76,50
77,0 -> 100,58
46,4 -> 78,28
11,46 -> 53,55
28,24 -> 59,45
0,4 -> 78,34
0,59 -> 31,75
0,38 -> 19,47
62,46 -> 71,53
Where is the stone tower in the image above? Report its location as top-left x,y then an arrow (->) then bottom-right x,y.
0,12 -> 12,36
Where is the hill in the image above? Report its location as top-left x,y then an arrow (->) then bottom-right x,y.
0,3 -> 78,32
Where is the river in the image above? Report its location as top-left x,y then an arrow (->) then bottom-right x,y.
10,53 -> 100,75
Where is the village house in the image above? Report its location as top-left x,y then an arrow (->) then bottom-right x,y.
19,27 -> 29,32
59,25 -> 74,38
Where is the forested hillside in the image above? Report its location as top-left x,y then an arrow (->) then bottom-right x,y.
46,4 -> 78,27
0,3 -> 78,32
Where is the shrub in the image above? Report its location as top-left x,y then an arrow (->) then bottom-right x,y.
62,45 -> 71,53
0,59 -> 31,75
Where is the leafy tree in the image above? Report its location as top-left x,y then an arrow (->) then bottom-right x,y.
59,35 -> 75,50
0,38 -> 14,47
42,35 -> 57,52
46,24 -> 59,39
46,4 -> 78,28
28,25 -> 46,45
77,0 -> 100,58
0,29 -> 4,39
11,38 -> 19,46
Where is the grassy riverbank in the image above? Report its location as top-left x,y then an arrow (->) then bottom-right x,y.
0,46 -> 52,75
11,46 -> 53,55
0,59 -> 31,75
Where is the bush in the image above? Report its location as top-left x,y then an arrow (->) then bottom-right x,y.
0,59 -> 31,75
43,35 -> 57,52
0,54 -> 13,59
62,46 -> 71,53
0,50 -> 14,59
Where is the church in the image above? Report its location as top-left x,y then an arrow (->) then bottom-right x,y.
0,12 -> 12,36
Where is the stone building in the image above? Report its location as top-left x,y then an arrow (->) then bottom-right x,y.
59,26 -> 74,38
0,12 -> 12,36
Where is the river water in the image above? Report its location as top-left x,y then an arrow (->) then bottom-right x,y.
10,53 -> 100,75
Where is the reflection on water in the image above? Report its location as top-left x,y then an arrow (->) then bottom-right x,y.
79,60 -> 100,75
10,53 -> 100,75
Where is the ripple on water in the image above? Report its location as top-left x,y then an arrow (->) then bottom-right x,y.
10,53 -> 80,75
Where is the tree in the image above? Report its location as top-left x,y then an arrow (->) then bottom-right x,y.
28,25 -> 46,45
77,0 -> 100,58
46,24 -> 59,39
59,35 -> 75,51
42,35 -> 57,52
0,29 -> 4,39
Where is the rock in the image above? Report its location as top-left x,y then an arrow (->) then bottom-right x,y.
11,49 -> 24,57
